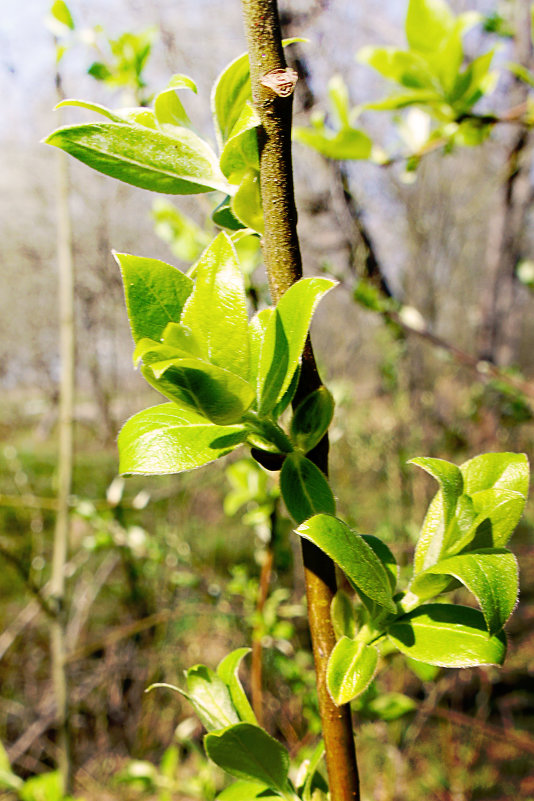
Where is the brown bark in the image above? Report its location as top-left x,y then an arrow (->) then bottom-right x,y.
241,2 -> 360,798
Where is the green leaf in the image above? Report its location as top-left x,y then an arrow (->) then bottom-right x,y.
154,74 -> 197,128
212,195 -> 246,230
181,233 -> 250,380
44,123 -> 229,195
293,126 -> 372,161
231,171 -> 264,234
357,47 -> 436,91
51,0 -> 74,29
217,648 -> 257,725
363,692 -> 417,721
327,638 -> 378,705
257,278 -> 336,414
217,780 -> 278,801
410,457 -> 463,527
212,53 -> 252,149
361,534 -> 398,593
405,0 -> 455,53
144,358 -> 255,425
290,387 -> 335,453
280,453 -> 336,524
211,38 -> 307,148
114,252 -> 193,343
248,309 -> 273,393
461,452 -> 529,497
186,665 -> 240,732
204,723 -> 290,792
296,515 -> 397,614
118,403 -> 246,475
411,549 -> 518,635
331,589 -> 357,640
414,453 -> 529,572
220,103 -> 260,183
55,98 -> 126,123
388,604 -> 507,667
151,199 -> 211,262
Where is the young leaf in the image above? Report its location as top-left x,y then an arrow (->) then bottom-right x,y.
258,278 -> 336,415
217,648 -> 257,725
219,103 -> 260,183
144,358 -> 255,425
211,52 -> 252,149
44,123 -> 229,195
405,0 -> 454,53
410,457 -> 463,527
118,403 -> 247,475
55,98 -> 127,123
361,534 -> 398,593
363,692 -> 417,721
217,780 -> 278,801
387,604 -> 507,667
290,386 -> 335,453
410,549 -> 518,635
248,309 -> 272,395
293,126 -> 372,161
154,74 -> 197,128
280,453 -> 336,524
204,723 -> 290,792
461,452 -> 529,497
231,171 -> 264,234
181,233 -> 250,380
327,638 -> 378,705
51,0 -> 75,30
331,589 -> 357,640
186,665 -> 240,732
114,252 -> 193,343
296,515 -> 397,614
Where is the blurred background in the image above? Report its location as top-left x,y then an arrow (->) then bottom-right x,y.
1,0 -> 534,799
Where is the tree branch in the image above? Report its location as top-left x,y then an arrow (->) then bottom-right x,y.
241,2 -> 360,798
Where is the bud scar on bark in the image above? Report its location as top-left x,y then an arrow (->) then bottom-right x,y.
260,67 -> 298,97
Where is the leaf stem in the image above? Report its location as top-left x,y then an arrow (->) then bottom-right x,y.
241,2 -> 360,798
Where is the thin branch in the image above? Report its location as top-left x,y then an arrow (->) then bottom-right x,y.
241,2 -> 360,798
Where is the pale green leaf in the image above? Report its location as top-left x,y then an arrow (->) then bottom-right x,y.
217,648 -> 257,725
280,453 -> 336,524
388,603 -> 507,667
327,638 -> 378,705
231,171 -> 264,234
410,549 -> 518,634
220,103 -> 260,183
186,665 -> 239,732
248,309 -> 273,392
331,590 -> 357,640
145,358 -> 255,424
257,278 -> 336,414
296,515 -> 397,614
51,0 -> 74,29
114,252 -> 193,343
55,98 -> 126,123
204,723 -> 290,792
181,232 -> 250,380
406,0 -> 455,53
364,692 -> 417,721
217,780 -> 278,801
118,403 -> 246,475
293,126 -> 372,161
44,122 -> 229,195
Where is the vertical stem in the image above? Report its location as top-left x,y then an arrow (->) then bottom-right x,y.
251,541 -> 274,725
50,68 -> 75,795
241,2 -> 360,798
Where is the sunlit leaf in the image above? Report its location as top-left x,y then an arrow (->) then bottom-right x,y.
388,603 -> 507,666
217,648 -> 257,725
296,515 -> 397,613
118,403 -> 246,474
44,122 -> 229,195
114,252 -> 193,343
327,638 -> 378,705
186,665 -> 239,731
204,723 -> 290,791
